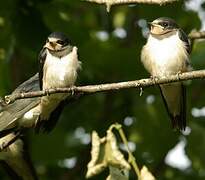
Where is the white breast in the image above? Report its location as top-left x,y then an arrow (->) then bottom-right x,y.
40,46 -> 81,120
141,31 -> 189,76
43,46 -> 81,89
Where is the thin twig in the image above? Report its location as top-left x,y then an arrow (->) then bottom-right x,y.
86,0 -> 178,5
112,123 -> 141,178
4,69 -> 205,104
86,0 -> 205,41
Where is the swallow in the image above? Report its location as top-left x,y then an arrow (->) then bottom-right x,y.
141,17 -> 192,130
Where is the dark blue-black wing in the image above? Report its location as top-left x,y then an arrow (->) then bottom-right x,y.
179,29 -> 191,54
35,100 -> 66,133
0,74 -> 41,136
38,48 -> 47,90
159,84 -> 186,131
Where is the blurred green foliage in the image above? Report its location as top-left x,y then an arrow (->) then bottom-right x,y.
0,0 -> 205,179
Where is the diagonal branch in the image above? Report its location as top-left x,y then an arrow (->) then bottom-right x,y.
4,69 -> 205,104
85,0 -> 178,12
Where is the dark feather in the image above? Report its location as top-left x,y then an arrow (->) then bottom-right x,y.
0,74 -> 40,136
178,29 -> 191,54
21,136 -> 38,180
38,48 -> 47,90
159,84 -> 186,131
0,128 -> 16,139
156,17 -> 179,29
35,100 -> 66,133
13,74 -> 40,93
48,32 -> 71,46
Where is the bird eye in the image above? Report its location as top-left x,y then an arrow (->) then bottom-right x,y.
57,40 -> 64,45
162,22 -> 168,27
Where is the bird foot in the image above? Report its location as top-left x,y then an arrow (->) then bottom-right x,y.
150,75 -> 159,84
70,86 -> 76,96
139,87 -> 143,96
176,71 -> 182,80
44,89 -> 50,96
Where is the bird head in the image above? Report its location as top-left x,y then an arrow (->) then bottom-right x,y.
148,17 -> 179,36
44,32 -> 73,56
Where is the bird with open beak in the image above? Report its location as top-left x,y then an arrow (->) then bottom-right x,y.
141,17 -> 192,131
36,32 -> 81,131
0,32 -> 81,137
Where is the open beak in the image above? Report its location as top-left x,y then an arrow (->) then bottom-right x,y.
44,42 -> 56,50
148,22 -> 166,35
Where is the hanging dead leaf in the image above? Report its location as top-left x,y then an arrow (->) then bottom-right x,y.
86,129 -> 130,179
106,166 -> 129,180
140,166 -> 155,180
106,129 -> 131,170
86,131 -> 107,178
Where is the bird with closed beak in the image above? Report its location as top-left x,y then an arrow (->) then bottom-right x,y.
0,32 -> 81,138
141,17 -> 192,131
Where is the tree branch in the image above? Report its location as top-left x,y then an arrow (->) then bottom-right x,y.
85,0 -> 178,12
4,69 -> 205,104
189,31 -> 205,40
87,0 -> 205,40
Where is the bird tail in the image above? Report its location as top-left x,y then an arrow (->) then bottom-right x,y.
159,83 -> 186,131
35,100 -> 66,133
170,114 -> 186,131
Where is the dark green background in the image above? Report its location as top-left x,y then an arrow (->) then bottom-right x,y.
0,0 -> 205,179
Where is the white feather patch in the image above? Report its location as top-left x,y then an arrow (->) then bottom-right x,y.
141,31 -> 189,76
43,46 -> 81,89
21,105 -> 41,128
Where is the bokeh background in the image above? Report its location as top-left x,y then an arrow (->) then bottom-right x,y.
0,0 -> 205,179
